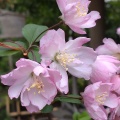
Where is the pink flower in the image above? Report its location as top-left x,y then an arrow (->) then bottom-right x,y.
117,27 -> 120,36
111,68 -> 120,95
1,58 -> 61,113
39,29 -> 97,93
96,38 -> 120,60
56,0 -> 101,34
109,98 -> 120,120
90,55 -> 120,83
82,82 -> 118,120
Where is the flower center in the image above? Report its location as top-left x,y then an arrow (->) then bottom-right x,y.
75,3 -> 87,17
55,51 -> 76,71
95,92 -> 108,105
27,73 -> 44,95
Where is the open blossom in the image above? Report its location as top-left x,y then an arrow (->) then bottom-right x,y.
1,58 -> 61,113
96,38 -> 120,60
90,55 -> 120,83
117,27 -> 120,36
39,29 -> 97,93
56,0 -> 101,34
82,82 -> 118,120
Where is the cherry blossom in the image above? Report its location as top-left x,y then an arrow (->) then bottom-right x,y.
56,0 -> 101,34
82,82 -> 118,120
1,58 -> 61,113
90,55 -> 120,83
39,29 -> 97,93
96,38 -> 120,60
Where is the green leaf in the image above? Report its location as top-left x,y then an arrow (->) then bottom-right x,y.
28,47 -> 41,62
0,49 -> 19,56
73,111 -> 91,120
22,24 -> 48,44
41,105 -> 53,113
66,94 -> 81,99
55,97 -> 81,104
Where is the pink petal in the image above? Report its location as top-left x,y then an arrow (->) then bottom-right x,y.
40,29 -> 66,60
16,58 -> 39,68
33,66 -> 48,77
28,88 -> 48,110
96,38 -> 120,55
104,93 -> 118,108
68,63 -> 92,80
40,76 -> 57,101
80,11 -> 101,28
57,29 -> 66,47
56,0 -> 66,13
111,75 -> 120,95
65,37 -> 90,50
20,78 -> 33,106
1,66 -> 32,86
40,41 -> 58,60
1,71 -> 16,86
69,25 -> 86,34
21,89 -> 30,106
50,62 -> 68,94
40,29 -> 65,50
26,103 -> 39,113
47,68 -> 62,83
8,76 -> 29,99
66,47 -> 97,66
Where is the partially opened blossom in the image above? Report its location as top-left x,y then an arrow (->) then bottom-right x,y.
117,27 -> 120,36
90,55 -> 120,83
111,67 -> 120,95
39,29 -> 97,93
1,58 -> 61,113
82,82 -> 118,120
56,0 -> 101,34
96,38 -> 120,60
109,98 -> 120,120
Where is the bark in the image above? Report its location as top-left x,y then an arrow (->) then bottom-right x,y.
89,0 -> 105,49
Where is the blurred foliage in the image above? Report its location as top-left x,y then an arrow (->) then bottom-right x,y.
0,108 -> 11,120
105,1 -> 120,42
73,111 -> 91,120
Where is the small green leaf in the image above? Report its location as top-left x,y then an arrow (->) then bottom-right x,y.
73,111 -> 91,120
0,49 -> 19,56
41,105 -> 53,113
28,47 -> 41,62
22,24 -> 48,44
55,97 -> 81,104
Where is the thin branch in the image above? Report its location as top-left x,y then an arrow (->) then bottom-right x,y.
0,42 -> 22,51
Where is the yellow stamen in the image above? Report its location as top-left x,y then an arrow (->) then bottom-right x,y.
95,92 -> 108,105
55,50 -> 76,71
75,3 -> 87,17
27,74 -> 45,94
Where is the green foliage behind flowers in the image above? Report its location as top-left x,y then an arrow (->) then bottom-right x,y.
73,111 -> 91,120
105,1 -> 120,41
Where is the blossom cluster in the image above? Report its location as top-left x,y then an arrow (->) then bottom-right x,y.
0,0 -> 120,120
